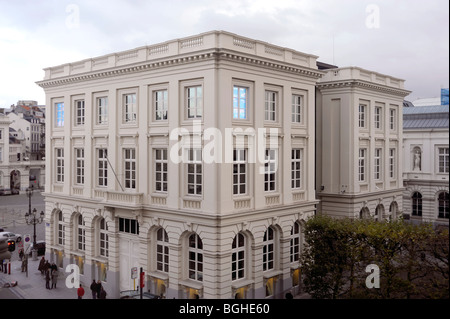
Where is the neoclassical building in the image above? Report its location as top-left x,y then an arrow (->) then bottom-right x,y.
402,105 -> 449,226
315,67 -> 411,220
36,31 -> 322,299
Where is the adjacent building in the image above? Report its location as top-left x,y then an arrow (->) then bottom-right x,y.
315,67 -> 410,220
402,104 -> 449,226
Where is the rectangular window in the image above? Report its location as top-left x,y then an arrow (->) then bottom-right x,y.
389,148 -> 396,178
439,148 -> 449,173
374,148 -> 382,180
375,106 -> 382,129
123,93 -> 137,123
119,218 -> 139,235
75,100 -> 85,126
187,149 -> 202,195
154,90 -> 168,121
97,97 -> 108,124
56,148 -> 64,183
55,102 -> 64,127
233,86 -> 248,120
264,149 -> 277,192
155,149 -> 168,192
291,149 -> 302,189
265,91 -> 277,121
98,149 -> 108,187
233,149 -> 247,195
358,104 -> 366,128
390,108 -> 396,130
187,86 -> 202,119
124,149 -> 136,189
75,148 -> 85,185
292,95 -> 302,124
358,148 -> 366,182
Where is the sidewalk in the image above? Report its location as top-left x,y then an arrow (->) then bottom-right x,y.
0,257 -> 81,299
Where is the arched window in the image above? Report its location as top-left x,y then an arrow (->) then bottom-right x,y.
156,228 -> 169,273
359,207 -> 370,219
375,204 -> 384,221
77,214 -> 86,251
290,222 -> 301,263
57,211 -> 65,246
438,192 -> 449,219
412,192 -> 422,217
263,227 -> 275,271
99,218 -> 109,257
188,233 -> 203,282
389,201 -> 398,220
231,233 -> 246,281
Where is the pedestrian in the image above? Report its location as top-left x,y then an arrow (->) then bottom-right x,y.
19,249 -> 24,261
77,284 -> 85,299
21,256 -> 27,272
90,279 -> 97,299
43,260 -> 50,275
51,266 -> 59,289
38,257 -> 45,274
99,287 -> 107,299
45,269 -> 51,289
96,280 -> 102,299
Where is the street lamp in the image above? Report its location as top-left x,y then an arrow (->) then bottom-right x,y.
25,187 -> 44,260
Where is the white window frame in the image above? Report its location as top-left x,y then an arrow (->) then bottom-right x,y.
124,148 -> 136,190
233,149 -> 247,196
233,86 -> 248,120
75,148 -> 85,185
263,226 -> 275,272
99,218 -> 109,257
374,148 -> 382,180
123,93 -> 137,124
292,94 -> 303,124
358,148 -> 366,182
374,106 -> 382,130
389,148 -> 396,179
96,96 -> 108,125
264,149 -> 277,192
154,89 -> 168,121
438,147 -> 449,173
231,233 -> 246,281
291,149 -> 302,189
389,108 -> 396,131
265,90 -> 278,122
57,211 -> 65,246
77,214 -> 86,251
156,228 -> 169,273
290,222 -> 301,263
188,233 -> 203,282
98,148 -> 108,187
154,148 -> 168,193
56,148 -> 64,183
75,100 -> 85,126
186,85 -> 203,119
187,149 -> 202,196
358,104 -> 366,129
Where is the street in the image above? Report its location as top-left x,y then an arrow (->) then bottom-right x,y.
0,191 -> 45,262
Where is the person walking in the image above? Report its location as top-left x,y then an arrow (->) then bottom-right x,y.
51,265 -> 59,289
99,287 -> 107,299
77,284 -> 85,299
45,268 -> 51,289
90,279 -> 97,299
38,257 -> 45,275
21,255 -> 27,272
96,280 -> 102,299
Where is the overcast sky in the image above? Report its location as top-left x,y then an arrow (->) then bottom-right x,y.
0,0 -> 448,107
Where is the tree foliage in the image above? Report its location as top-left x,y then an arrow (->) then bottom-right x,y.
300,215 -> 449,299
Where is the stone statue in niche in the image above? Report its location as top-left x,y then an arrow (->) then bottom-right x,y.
413,148 -> 421,171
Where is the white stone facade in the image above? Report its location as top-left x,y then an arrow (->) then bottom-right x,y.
315,67 -> 410,220
37,31 -> 321,299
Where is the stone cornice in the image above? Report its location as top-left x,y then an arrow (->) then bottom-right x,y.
316,79 -> 411,97
36,50 -> 324,89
